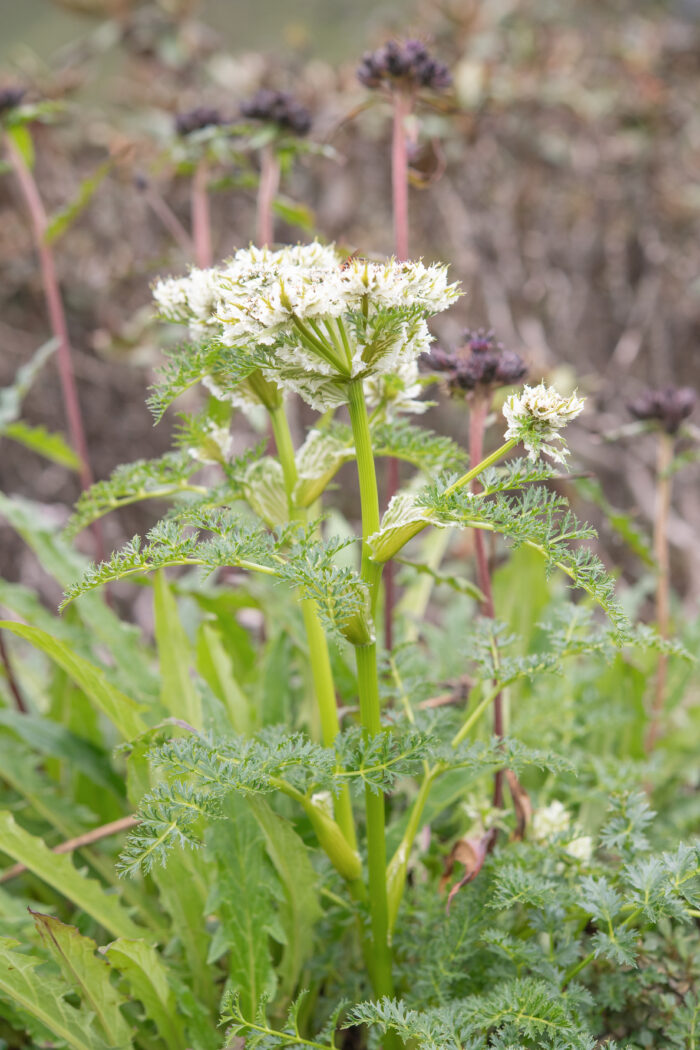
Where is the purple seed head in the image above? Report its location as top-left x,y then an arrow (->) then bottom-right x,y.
0,86 -> 26,116
357,39 -> 451,93
240,89 -> 312,136
174,106 -> 224,136
628,386 -> 696,435
422,328 -> 527,397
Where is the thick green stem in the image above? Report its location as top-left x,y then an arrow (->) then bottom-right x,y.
355,644 -> 394,1000
269,404 -> 357,851
347,381 -> 382,610
347,379 -> 395,1004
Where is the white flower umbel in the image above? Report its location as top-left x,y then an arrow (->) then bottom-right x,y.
564,835 -> 593,862
153,242 -> 460,413
503,383 -> 585,463
215,256 -> 458,410
532,799 -> 571,842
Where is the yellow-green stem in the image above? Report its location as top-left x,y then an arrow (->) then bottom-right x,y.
346,379 -> 395,1003
269,404 -> 357,851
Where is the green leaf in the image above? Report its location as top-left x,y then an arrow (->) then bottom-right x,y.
206,796 -> 276,1017
106,938 -> 188,1050
153,570 -> 202,729
196,622 -> 252,734
0,494 -> 159,701
0,621 -> 148,740
0,937 -> 109,1050
44,161 -> 111,244
2,420 -> 81,468
7,124 -> 34,169
247,797 -> 322,998
33,912 -> 133,1049
0,733 -> 93,837
0,708 -> 124,799
148,849 -> 215,1013
272,195 -> 315,231
0,812 -> 143,941
0,337 -> 59,427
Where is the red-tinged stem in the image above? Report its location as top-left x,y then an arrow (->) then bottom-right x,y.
144,184 -> 194,256
0,631 -> 27,714
646,430 -> 673,752
391,90 -> 411,262
469,393 -> 504,808
383,90 -> 414,654
191,158 -> 212,268
257,144 -> 280,248
5,133 -> 104,562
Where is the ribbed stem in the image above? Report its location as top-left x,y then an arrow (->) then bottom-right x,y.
269,404 -> 357,850
646,430 -> 674,752
5,131 -> 104,564
257,144 -> 280,248
346,379 -> 395,1006
191,158 -> 212,268
347,380 -> 382,609
469,395 -> 504,807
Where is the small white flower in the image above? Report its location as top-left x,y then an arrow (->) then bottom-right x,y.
503,383 -> 585,463
565,835 -> 593,862
532,799 -> 571,841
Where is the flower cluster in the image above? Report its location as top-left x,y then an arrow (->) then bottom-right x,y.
357,40 -> 451,93
240,89 -> 312,136
424,329 -> 527,397
174,107 -> 224,137
503,383 -> 585,463
628,385 -> 696,435
532,800 -> 593,862
153,242 -> 459,413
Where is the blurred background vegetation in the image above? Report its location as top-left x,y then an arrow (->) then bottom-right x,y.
1,0 -> 699,614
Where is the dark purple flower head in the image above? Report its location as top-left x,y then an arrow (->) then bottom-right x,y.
357,39 -> 451,93
240,89 -> 312,137
0,86 -> 26,116
422,328 -> 527,397
175,107 -> 224,137
628,385 -> 696,435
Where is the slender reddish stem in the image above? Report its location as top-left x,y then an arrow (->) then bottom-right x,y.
0,631 -> 27,714
391,90 -> 411,261
191,158 -> 212,268
257,144 -> 280,248
383,90 -> 414,653
5,132 -> 105,562
469,394 -> 504,808
6,134 -> 94,493
144,184 -> 194,256
646,430 -> 673,752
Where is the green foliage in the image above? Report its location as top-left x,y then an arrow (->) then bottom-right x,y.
44,161 -> 112,244
419,472 -> 631,639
